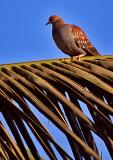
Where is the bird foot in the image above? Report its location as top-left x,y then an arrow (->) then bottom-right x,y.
59,58 -> 70,62
71,53 -> 86,61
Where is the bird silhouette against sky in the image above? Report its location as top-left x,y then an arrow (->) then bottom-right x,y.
46,15 -> 100,60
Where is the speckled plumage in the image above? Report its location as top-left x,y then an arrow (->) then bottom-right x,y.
46,15 -> 100,57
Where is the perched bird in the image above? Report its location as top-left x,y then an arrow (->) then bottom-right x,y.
46,15 -> 100,59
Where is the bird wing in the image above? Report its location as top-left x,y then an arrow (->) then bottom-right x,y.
70,25 -> 100,56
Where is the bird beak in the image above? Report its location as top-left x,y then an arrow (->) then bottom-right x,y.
45,21 -> 51,25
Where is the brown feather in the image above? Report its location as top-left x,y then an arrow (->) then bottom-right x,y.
70,25 -> 100,56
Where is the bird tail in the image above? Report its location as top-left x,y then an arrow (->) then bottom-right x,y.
85,46 -> 100,56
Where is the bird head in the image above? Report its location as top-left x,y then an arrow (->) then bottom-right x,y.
46,15 -> 64,26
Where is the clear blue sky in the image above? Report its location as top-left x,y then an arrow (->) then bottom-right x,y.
0,0 -> 112,159
0,0 -> 113,64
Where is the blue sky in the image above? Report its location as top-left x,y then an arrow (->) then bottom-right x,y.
0,0 -> 113,64
0,0 -> 112,159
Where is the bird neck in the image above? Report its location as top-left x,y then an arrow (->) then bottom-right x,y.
53,19 -> 65,30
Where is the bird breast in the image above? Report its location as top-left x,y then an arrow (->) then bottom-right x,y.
52,25 -> 79,55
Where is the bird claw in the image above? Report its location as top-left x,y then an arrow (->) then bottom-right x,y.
71,56 -> 78,61
59,58 -> 69,62
71,53 -> 86,61
59,53 -> 86,62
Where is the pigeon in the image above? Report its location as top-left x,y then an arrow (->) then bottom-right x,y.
46,15 -> 100,59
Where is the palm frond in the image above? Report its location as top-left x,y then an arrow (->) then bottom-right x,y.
0,55 -> 113,160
